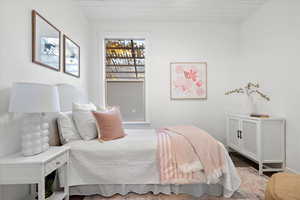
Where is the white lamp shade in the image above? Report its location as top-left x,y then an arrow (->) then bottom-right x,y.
9,82 -> 60,113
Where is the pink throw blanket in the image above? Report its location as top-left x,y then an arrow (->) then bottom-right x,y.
157,126 -> 226,184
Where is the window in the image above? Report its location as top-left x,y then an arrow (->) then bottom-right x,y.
105,39 -> 146,122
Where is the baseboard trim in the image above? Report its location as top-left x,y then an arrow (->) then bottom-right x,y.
285,167 -> 299,174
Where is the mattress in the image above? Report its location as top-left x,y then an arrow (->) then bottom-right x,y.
60,129 -> 240,197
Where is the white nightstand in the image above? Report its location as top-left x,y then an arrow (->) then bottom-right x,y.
0,146 -> 70,200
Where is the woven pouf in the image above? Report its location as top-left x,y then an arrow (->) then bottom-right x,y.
265,173 -> 300,200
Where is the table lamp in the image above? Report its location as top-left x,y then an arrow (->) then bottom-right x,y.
9,82 -> 60,156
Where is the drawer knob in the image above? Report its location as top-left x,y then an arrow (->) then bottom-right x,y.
56,161 -> 61,165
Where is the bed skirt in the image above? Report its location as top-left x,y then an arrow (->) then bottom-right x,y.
69,184 -> 223,197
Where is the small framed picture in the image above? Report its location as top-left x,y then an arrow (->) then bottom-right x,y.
170,62 -> 207,100
32,10 -> 61,71
63,35 -> 80,78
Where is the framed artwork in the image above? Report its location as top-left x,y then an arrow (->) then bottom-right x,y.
32,10 -> 61,71
170,62 -> 207,99
63,35 -> 80,78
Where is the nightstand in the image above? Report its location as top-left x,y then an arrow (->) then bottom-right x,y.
0,146 -> 70,200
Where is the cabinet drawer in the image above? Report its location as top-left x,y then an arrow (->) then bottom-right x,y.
45,153 -> 67,175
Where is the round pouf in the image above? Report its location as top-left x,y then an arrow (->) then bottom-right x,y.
265,173 -> 300,200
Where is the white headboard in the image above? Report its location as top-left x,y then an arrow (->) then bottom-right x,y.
56,84 -> 88,112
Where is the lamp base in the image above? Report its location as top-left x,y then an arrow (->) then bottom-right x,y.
21,113 -> 50,157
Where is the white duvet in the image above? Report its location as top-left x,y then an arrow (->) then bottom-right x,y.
64,129 -> 159,185
62,129 -> 240,197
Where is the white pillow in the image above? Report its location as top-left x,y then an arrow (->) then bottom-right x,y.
57,112 -> 81,144
72,102 -> 98,140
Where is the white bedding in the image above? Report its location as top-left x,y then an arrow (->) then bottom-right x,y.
70,184 -> 224,197
61,129 -> 240,197
64,129 -> 159,185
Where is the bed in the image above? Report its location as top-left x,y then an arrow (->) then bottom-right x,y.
54,84 -> 240,198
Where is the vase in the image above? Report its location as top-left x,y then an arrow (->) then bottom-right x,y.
243,95 -> 257,115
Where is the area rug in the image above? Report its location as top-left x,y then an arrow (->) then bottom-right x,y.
82,167 -> 269,200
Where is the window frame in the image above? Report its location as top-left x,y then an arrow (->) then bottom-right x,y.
100,33 -> 150,124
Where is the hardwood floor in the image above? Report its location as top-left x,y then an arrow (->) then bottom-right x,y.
230,152 -> 258,167
230,152 -> 275,177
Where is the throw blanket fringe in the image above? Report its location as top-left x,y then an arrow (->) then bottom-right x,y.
179,161 -> 203,173
157,130 -> 205,184
157,126 -> 226,184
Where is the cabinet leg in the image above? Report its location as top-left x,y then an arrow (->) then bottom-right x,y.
38,179 -> 45,200
259,162 -> 263,176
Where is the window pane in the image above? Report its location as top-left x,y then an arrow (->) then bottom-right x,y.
106,49 -> 132,58
137,73 -> 145,78
106,40 -> 132,48
132,40 -> 145,49
107,81 -> 145,121
105,39 -> 145,122
106,66 -> 136,72
134,49 -> 145,58
136,66 -> 144,72
135,58 -> 145,66
105,39 -> 145,80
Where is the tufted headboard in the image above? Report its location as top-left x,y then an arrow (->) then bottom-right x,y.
49,84 -> 88,146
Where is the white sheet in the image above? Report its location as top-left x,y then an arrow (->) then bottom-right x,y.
61,129 -> 240,197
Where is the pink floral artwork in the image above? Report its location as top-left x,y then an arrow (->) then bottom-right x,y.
170,62 -> 207,99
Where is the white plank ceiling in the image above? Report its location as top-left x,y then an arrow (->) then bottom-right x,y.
75,0 -> 268,23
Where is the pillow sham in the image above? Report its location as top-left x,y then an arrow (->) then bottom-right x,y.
72,102 -> 98,140
92,107 -> 126,141
57,112 -> 81,144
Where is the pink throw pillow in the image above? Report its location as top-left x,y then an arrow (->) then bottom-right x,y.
92,108 -> 126,141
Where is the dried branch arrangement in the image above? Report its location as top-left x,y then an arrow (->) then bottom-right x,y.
225,82 -> 270,101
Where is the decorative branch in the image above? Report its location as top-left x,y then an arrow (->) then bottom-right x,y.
246,82 -> 259,90
255,90 -> 270,101
225,88 -> 244,95
225,82 -> 270,101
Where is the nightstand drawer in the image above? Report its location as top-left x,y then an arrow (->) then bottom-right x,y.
45,153 -> 67,175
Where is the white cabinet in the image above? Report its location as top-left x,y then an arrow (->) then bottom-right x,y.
226,114 -> 285,175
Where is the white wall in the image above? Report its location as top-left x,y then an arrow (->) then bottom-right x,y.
0,0 -> 90,199
228,0 -> 300,173
88,21 -> 240,142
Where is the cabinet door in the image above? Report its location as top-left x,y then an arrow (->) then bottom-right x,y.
227,118 -> 241,151
241,120 -> 258,160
